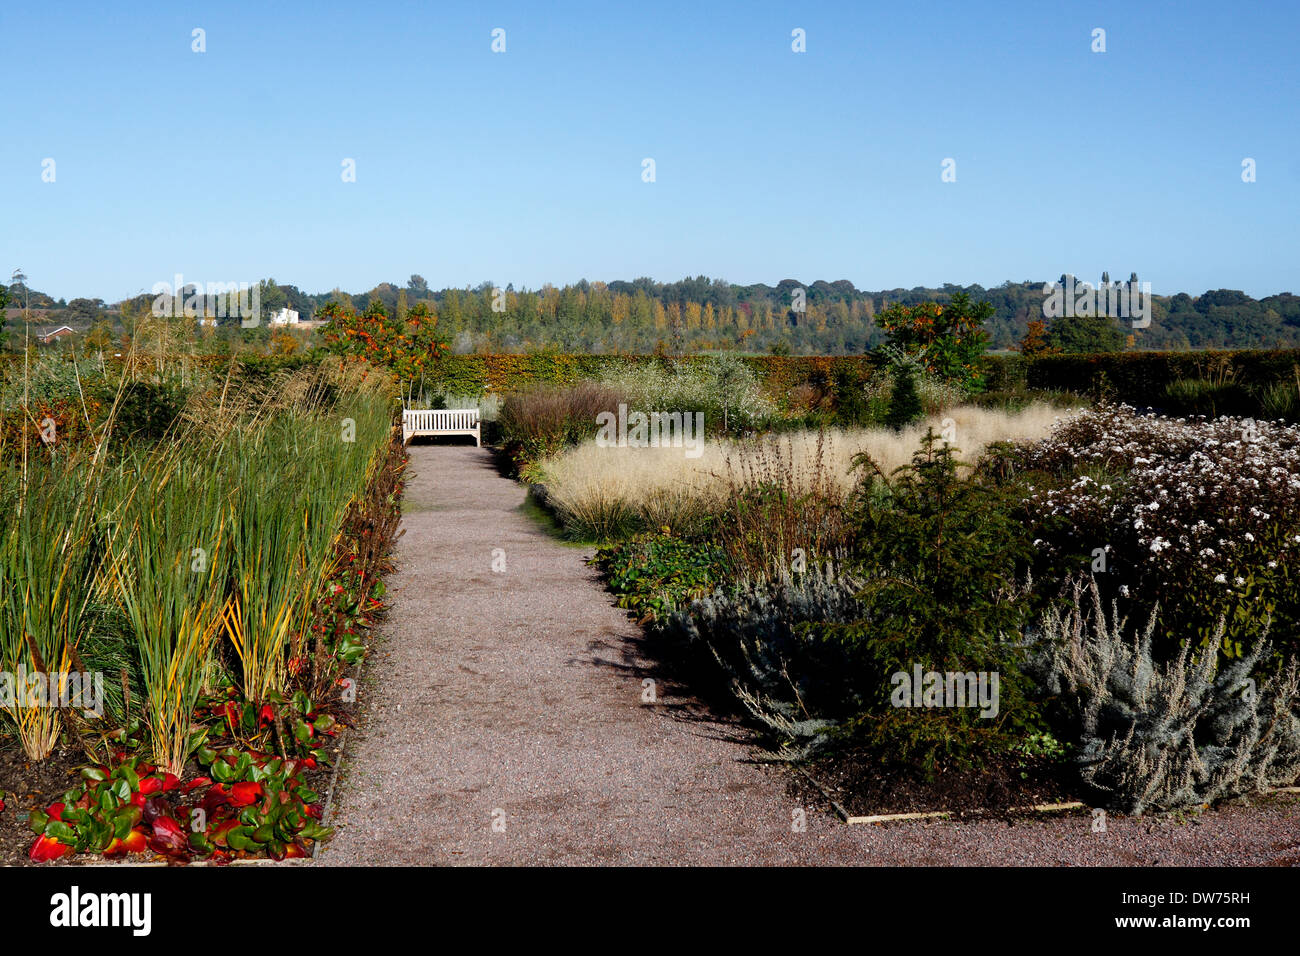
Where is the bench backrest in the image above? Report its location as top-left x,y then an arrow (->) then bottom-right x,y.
403,409 -> 479,431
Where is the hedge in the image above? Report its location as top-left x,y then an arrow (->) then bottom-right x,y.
405,349 -> 1300,406
979,349 -> 1300,404
410,353 -> 888,399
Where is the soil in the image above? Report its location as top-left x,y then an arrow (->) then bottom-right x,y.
0,741 -> 83,866
0,724 -> 342,867
792,748 -> 1078,819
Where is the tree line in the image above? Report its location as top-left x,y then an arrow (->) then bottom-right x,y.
6,275 -> 1300,355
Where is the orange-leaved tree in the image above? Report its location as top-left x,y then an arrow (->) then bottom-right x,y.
321,299 -> 449,380
874,292 -> 991,390
1016,319 -> 1060,357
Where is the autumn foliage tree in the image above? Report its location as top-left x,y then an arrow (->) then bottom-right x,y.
320,299 -> 450,380
1016,319 -> 1060,357
874,292 -> 991,391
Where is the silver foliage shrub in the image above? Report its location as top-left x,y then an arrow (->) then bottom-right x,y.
1030,575 -> 1300,815
665,559 -> 861,759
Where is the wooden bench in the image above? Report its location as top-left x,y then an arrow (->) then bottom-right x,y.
402,408 -> 481,446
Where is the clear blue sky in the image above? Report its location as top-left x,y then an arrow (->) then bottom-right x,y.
2,0 -> 1297,302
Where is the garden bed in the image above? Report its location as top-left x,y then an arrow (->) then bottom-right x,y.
0,734 -> 342,866
790,749 -> 1078,821
0,742 -> 81,866
1,359 -> 407,865
572,401 -> 1300,822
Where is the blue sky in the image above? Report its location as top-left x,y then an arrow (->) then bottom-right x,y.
2,0 -> 1297,301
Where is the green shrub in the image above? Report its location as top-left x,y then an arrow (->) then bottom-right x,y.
874,293 -> 991,391
830,367 -> 875,427
978,354 -> 1030,392
642,432 -> 1044,771
884,364 -> 923,430
1162,377 -> 1253,417
111,380 -> 190,441
601,357 -> 774,436
0,355 -> 92,410
1012,348 -> 1300,412
812,433 -> 1041,771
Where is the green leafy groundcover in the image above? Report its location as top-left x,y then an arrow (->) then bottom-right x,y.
593,533 -> 730,624
29,747 -> 330,863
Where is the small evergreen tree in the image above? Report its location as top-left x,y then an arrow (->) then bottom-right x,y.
885,363 -> 922,430
833,367 -> 870,426
813,434 -> 1039,770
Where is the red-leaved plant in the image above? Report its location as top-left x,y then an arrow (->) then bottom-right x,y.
29,751 -> 329,864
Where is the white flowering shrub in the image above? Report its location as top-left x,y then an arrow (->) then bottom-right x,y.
1019,405 -> 1300,658
1028,575 -> 1300,814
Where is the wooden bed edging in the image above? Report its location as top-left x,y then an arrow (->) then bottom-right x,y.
798,766 -> 1300,826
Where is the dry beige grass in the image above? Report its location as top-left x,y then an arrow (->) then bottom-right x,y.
825,402 -> 1072,481
537,403 -> 1075,535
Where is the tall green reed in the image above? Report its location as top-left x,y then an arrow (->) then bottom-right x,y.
106,442 -> 232,774
0,357 -> 399,765
0,454 -> 105,758
221,388 -> 394,704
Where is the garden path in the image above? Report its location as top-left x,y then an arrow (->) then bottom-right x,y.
318,444 -> 1300,866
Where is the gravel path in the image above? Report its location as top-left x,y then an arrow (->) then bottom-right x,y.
317,444 -> 1300,866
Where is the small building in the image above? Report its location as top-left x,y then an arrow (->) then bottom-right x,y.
40,325 -> 75,345
269,307 -> 300,325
